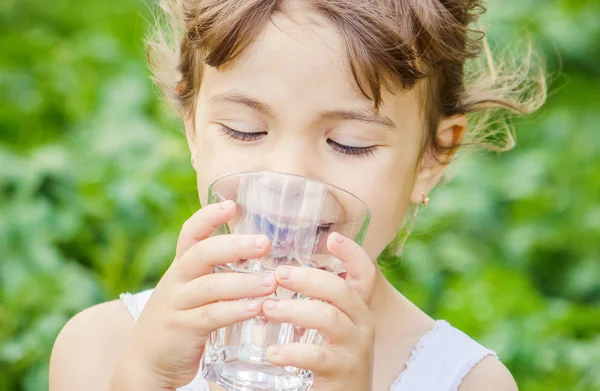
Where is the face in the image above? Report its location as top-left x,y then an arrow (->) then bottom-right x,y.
186,9 -> 461,260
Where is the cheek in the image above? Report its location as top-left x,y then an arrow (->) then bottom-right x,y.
359,169 -> 417,259
349,145 -> 421,259
193,129 -> 249,205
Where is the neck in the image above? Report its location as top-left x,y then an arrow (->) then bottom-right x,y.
367,266 -> 436,391
368,265 -> 434,334
368,266 -> 404,323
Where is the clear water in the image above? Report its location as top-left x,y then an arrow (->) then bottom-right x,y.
200,262 -> 344,391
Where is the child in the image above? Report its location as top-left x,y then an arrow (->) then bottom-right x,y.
49,0 -> 545,390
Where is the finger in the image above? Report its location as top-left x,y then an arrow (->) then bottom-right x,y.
261,299 -> 354,344
173,234 -> 270,281
266,343 -> 340,374
181,298 -> 262,337
175,200 -> 237,260
178,272 -> 277,310
274,266 -> 370,326
327,232 -> 376,301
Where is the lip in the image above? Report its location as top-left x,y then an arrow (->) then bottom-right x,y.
256,212 -> 333,228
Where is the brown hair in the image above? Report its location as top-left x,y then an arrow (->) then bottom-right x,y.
147,0 -> 546,159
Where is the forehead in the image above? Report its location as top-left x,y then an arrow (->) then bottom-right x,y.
198,8 -> 423,124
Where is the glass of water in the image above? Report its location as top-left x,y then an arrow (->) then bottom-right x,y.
200,171 -> 371,391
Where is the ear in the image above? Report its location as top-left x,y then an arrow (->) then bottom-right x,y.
184,110 -> 198,171
410,114 -> 467,204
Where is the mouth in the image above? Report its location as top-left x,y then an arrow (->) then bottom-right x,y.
252,213 -> 333,234
251,213 -> 334,258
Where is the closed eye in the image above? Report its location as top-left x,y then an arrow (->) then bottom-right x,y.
326,139 -> 378,158
218,125 -> 378,158
218,125 -> 266,141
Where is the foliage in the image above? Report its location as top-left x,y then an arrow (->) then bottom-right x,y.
0,0 -> 598,390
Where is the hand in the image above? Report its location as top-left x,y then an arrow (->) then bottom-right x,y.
261,232 -> 377,391
111,201 -> 276,391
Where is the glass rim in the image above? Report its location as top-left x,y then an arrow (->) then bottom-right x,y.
208,170 -> 372,219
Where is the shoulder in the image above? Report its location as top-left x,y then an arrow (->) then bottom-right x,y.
458,355 -> 518,391
49,299 -> 134,391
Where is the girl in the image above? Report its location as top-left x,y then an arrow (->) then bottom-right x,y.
49,0 -> 545,390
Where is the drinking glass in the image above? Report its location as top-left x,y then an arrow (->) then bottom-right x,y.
200,171 -> 370,391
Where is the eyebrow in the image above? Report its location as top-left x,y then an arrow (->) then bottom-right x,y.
209,92 -> 273,116
209,91 -> 397,130
317,108 -> 396,129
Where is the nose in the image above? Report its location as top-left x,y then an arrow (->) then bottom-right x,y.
246,173 -> 327,224
259,138 -> 319,192
257,174 -> 306,200
245,139 -> 325,215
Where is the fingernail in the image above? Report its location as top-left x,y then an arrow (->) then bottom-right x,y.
220,200 -> 234,210
277,266 -> 292,280
262,274 -> 275,287
267,345 -> 280,356
255,236 -> 268,249
333,232 -> 344,244
246,301 -> 258,311
263,299 -> 278,310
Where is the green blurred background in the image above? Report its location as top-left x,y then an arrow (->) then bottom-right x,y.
0,0 -> 599,390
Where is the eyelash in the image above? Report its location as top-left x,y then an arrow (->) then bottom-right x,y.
218,125 -> 378,158
326,139 -> 377,158
219,125 -> 266,141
